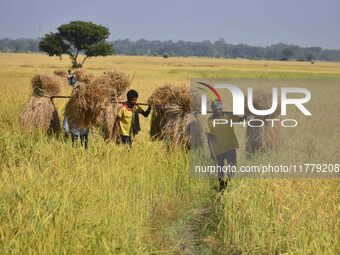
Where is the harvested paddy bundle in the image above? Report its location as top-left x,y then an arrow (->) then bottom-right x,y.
19,74 -> 62,134
100,104 -> 118,140
65,83 -> 92,128
64,82 -> 111,129
54,69 -> 68,78
74,69 -> 95,84
148,85 -> 191,149
245,90 -> 282,156
245,89 -> 280,119
92,70 -> 131,101
64,70 -> 130,137
19,96 -> 60,134
32,74 -> 62,97
91,70 -> 131,139
246,120 -> 282,156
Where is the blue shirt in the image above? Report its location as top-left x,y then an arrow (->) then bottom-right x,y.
62,117 -> 89,136
67,75 -> 77,86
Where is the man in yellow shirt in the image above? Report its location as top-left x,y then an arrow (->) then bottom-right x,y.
207,99 -> 244,191
117,89 -> 151,146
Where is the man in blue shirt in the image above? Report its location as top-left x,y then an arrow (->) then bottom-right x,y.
63,117 -> 89,149
67,70 -> 76,86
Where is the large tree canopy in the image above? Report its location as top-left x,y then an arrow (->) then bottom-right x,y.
39,21 -> 114,68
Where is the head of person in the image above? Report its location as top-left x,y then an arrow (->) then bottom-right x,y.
127,89 -> 138,106
68,69 -> 72,74
211,99 -> 223,115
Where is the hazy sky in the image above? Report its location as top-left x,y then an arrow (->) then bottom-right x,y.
0,0 -> 339,49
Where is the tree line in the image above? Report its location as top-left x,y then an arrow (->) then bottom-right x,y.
1,37 -> 340,61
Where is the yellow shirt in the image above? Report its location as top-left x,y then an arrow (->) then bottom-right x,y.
117,104 -> 143,136
207,113 -> 240,155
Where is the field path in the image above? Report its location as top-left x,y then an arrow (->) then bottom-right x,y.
167,193 -> 224,255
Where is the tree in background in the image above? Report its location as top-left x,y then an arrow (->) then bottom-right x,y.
39,21 -> 114,68
281,48 -> 294,61
306,54 -> 314,61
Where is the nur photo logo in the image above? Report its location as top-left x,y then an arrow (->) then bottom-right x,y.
194,81 -> 312,128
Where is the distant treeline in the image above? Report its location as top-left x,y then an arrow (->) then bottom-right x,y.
1,38 -> 340,61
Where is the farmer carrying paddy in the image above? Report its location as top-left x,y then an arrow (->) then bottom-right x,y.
206,99 -> 245,192
63,117 -> 89,149
115,89 -> 151,146
67,69 -> 76,86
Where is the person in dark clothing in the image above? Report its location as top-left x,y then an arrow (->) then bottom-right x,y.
206,99 -> 245,192
67,70 -> 76,86
63,117 -> 89,149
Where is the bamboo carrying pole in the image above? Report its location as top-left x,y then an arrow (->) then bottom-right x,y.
192,111 -> 233,114
50,96 -> 71,99
50,95 -> 150,106
51,96 -> 242,109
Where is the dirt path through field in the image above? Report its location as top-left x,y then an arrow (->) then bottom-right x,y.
167,193 -> 225,255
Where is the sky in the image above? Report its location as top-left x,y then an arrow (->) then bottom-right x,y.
0,0 -> 339,49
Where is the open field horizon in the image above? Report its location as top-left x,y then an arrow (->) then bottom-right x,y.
0,53 -> 339,254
